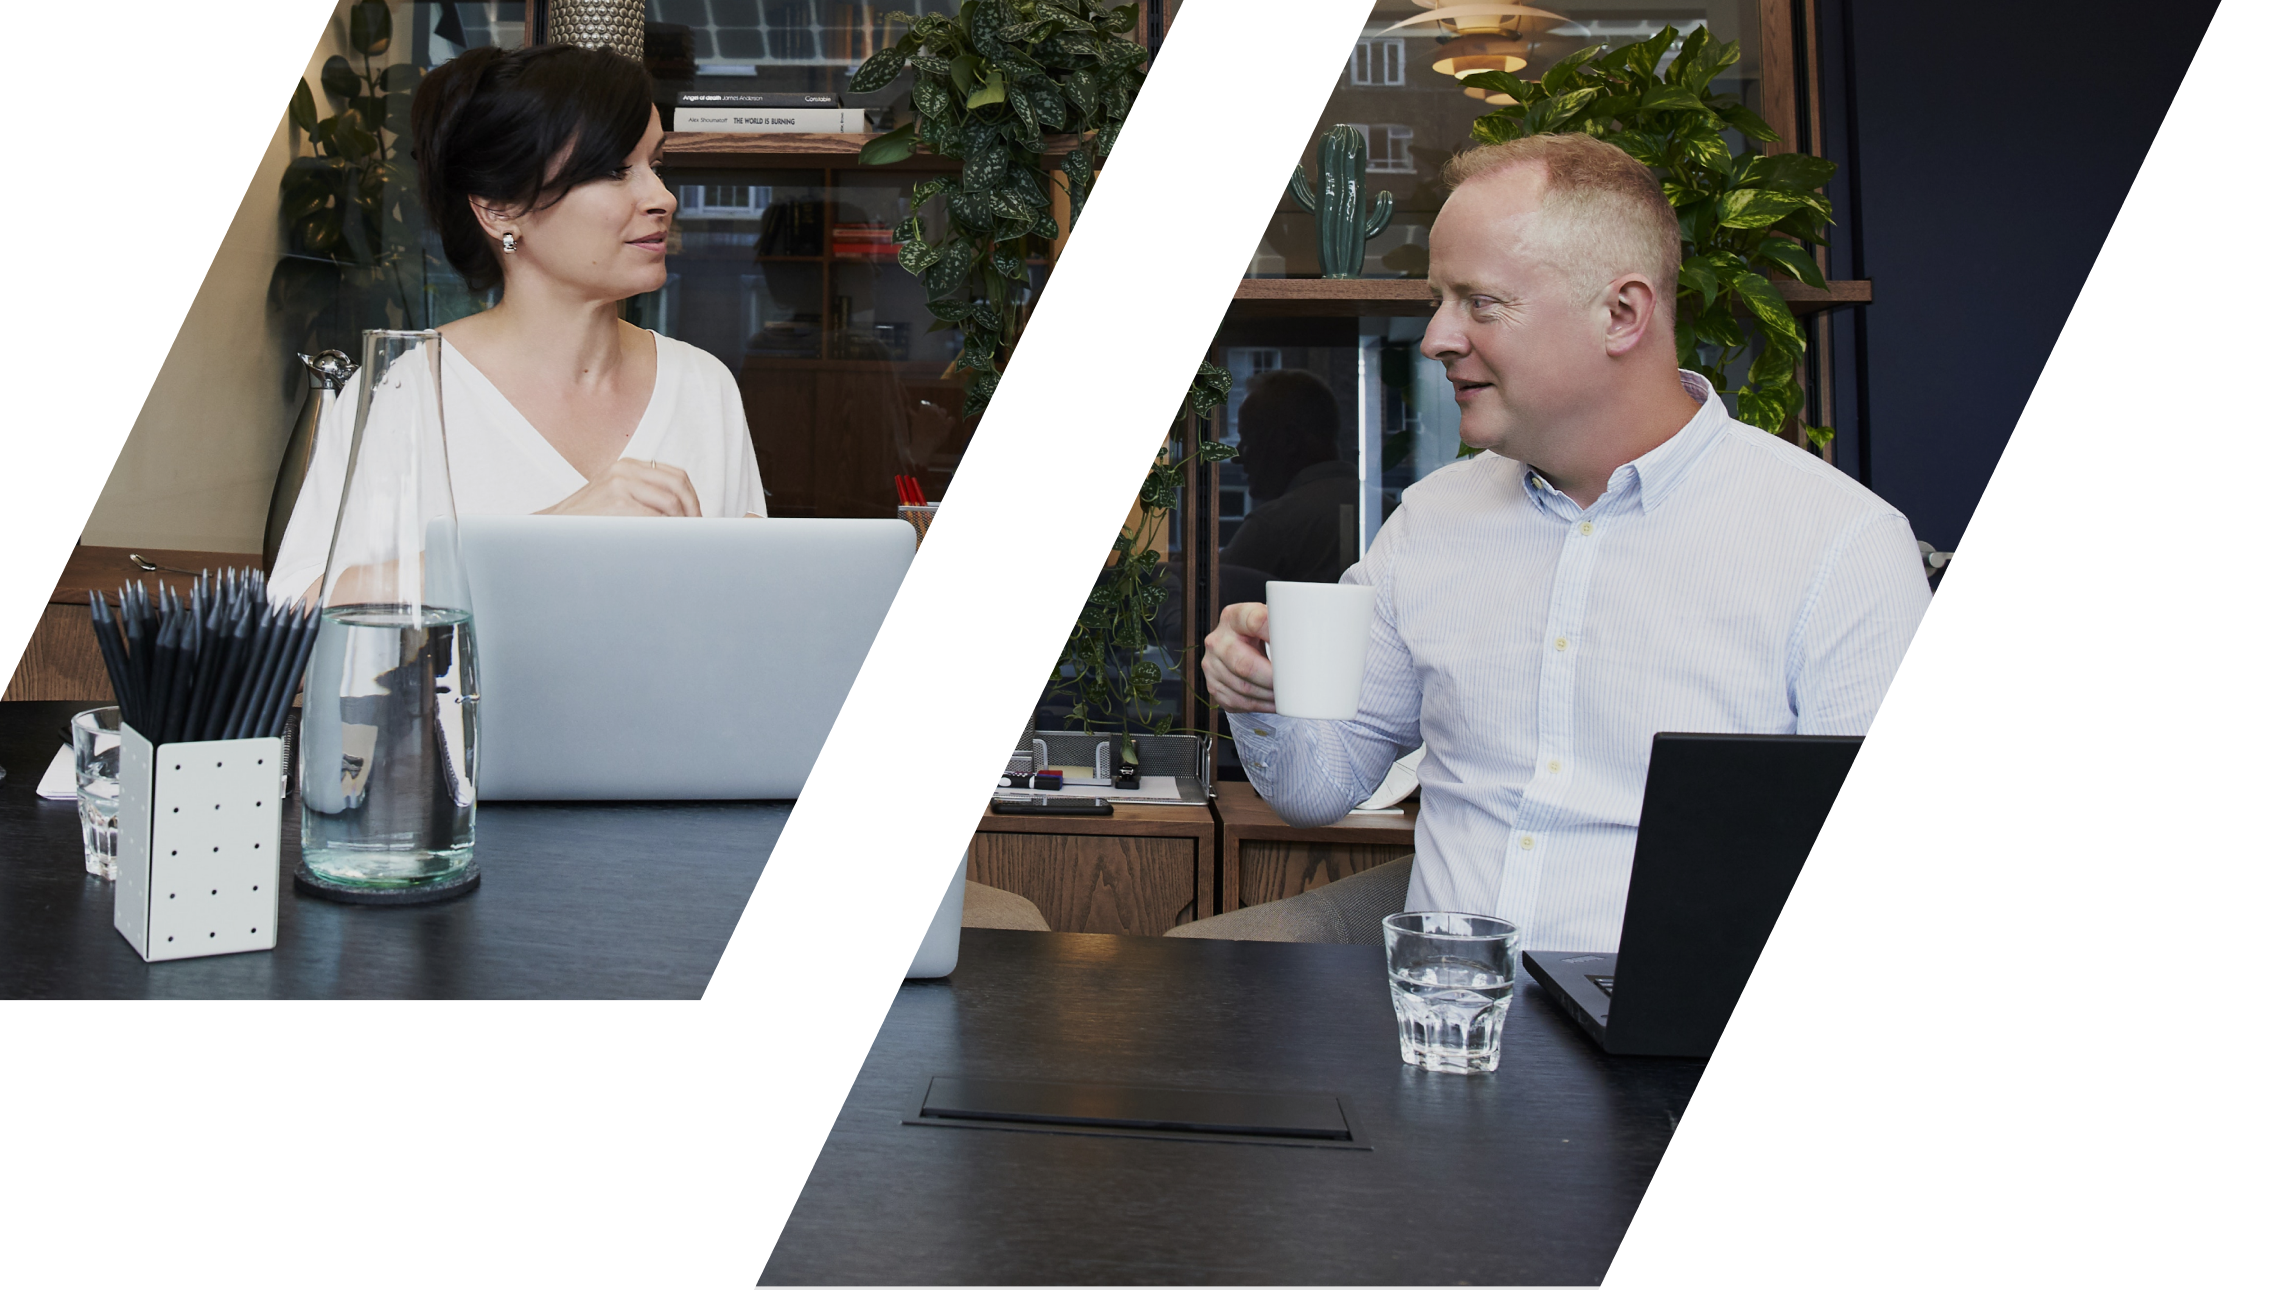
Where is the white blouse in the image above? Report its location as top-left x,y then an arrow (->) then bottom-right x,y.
271,331 -> 767,601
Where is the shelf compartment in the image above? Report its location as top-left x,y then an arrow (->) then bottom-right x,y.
1224,277 -> 1873,318
663,131 -> 1083,168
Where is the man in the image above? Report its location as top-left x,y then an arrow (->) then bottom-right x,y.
1187,134 -> 1930,950
1220,368 -> 1360,597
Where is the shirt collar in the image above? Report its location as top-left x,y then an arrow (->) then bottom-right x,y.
1517,370 -> 1727,517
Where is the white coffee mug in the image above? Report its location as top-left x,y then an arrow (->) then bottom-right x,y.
1265,581 -> 1377,720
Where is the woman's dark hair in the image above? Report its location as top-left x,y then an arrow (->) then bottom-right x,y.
411,44 -> 654,292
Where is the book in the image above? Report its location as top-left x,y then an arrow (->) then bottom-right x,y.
677,92 -> 840,108
831,222 -> 902,259
674,106 -> 864,133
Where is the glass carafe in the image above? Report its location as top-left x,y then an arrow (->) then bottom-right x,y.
298,329 -> 480,888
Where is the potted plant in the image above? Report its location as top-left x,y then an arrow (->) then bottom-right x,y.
850,2 -> 1235,738
269,1 -> 472,371
1466,25 -> 1839,448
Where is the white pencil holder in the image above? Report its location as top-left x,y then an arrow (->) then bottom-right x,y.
113,724 -> 284,963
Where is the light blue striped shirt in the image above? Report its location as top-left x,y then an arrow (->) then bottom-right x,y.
1232,372 -> 1931,951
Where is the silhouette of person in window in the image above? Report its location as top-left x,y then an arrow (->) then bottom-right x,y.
1219,369 -> 1359,609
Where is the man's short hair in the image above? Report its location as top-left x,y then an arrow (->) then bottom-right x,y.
1440,133 -> 1682,310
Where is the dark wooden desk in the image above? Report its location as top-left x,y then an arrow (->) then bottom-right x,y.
0,700 -> 784,998
1216,780 -> 1419,912
972,800 -> 1217,935
5,545 -> 248,702
764,929 -> 1703,1286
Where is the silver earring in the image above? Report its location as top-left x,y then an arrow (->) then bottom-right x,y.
501,232 -> 518,253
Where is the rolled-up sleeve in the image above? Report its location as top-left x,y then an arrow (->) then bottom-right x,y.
1232,517 -> 1424,826
1790,509 -> 1933,734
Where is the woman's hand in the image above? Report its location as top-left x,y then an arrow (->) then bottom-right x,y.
539,459 -> 703,517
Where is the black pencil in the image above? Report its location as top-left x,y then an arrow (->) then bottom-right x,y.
233,604 -> 292,741
181,589 -> 224,743
143,611 -> 176,744
91,593 -> 129,726
125,582 -> 152,718
282,604 -> 322,737
139,610 -> 162,743
200,598 -> 254,741
249,606 -> 294,740
87,593 -> 132,727
219,605 -> 270,742
159,609 -> 192,746
260,605 -> 321,738
104,592 -> 141,729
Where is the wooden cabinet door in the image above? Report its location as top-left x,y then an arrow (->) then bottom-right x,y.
4,605 -> 112,702
1237,841 -> 1412,912
970,833 -> 1199,936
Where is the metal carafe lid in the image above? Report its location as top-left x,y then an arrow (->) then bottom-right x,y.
297,349 -> 358,392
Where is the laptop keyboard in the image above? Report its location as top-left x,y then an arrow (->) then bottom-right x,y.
1586,974 -> 1616,998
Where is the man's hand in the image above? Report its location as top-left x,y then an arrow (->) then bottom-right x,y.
540,460 -> 703,517
1202,601 -> 1275,713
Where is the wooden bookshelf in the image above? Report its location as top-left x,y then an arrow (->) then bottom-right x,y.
1226,276 -> 1873,318
662,130 -> 1083,168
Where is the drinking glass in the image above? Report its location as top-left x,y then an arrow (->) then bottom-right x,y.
72,706 -> 123,878
1383,911 -> 1521,1074
299,329 -> 480,889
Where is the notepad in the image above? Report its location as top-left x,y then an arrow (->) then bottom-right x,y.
36,745 -> 74,800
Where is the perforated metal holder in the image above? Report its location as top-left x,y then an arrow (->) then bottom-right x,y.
113,724 -> 283,962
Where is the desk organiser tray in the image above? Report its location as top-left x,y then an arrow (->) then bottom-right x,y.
113,725 -> 283,962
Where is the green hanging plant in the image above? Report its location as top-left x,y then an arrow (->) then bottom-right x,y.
1466,24 -> 1839,448
1052,377 -> 1237,738
853,1 -> 1235,735
849,0 -> 1226,423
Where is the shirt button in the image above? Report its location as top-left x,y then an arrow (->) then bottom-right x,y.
1548,760 -> 1561,773
1579,522 -> 1594,536
1520,835 -> 1535,850
1554,637 -> 1568,652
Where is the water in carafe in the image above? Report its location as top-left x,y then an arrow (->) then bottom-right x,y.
299,329 -> 481,889
299,605 -> 477,883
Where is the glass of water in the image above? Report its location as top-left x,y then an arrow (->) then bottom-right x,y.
72,706 -> 122,879
1383,911 -> 1521,1074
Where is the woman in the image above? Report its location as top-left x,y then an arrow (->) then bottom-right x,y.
271,44 -> 765,601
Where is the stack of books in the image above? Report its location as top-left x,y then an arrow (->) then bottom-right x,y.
830,222 -> 903,260
674,92 -> 863,134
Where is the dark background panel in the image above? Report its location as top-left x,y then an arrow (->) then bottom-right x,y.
1824,0 -> 2220,549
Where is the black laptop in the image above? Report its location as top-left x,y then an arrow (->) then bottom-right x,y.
1524,732 -> 1863,1059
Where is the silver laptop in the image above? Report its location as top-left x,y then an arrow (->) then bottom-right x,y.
458,515 -> 915,800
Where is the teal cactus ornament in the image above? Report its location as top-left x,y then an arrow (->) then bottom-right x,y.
1289,125 -> 1395,279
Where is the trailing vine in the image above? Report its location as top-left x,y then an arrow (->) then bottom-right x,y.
1052,378 -> 1236,738
853,1 -> 1234,735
